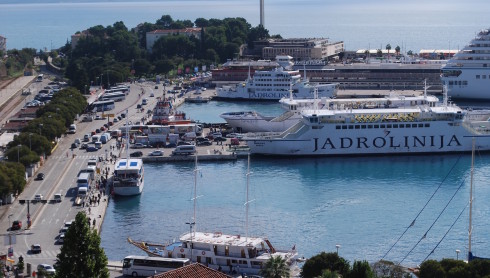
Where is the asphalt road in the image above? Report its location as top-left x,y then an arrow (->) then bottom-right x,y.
0,77 -> 166,275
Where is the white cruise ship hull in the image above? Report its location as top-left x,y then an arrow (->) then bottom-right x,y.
217,84 -> 335,100
245,121 -> 490,156
442,67 -> 490,100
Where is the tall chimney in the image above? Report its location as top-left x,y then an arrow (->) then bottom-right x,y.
260,0 -> 264,27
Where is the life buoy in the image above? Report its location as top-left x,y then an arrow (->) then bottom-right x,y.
202,251 -> 206,256
180,248 -> 184,253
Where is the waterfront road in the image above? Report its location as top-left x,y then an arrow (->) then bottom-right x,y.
0,79 -> 173,276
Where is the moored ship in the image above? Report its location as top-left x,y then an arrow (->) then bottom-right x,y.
113,158 -> 144,196
216,66 -> 338,100
441,28 -> 490,100
244,90 -> 490,156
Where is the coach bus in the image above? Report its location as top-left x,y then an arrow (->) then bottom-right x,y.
90,100 -> 115,112
99,92 -> 126,102
122,256 -> 190,277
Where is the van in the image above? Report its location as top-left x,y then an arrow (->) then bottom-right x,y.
95,141 -> 102,149
183,132 -> 197,141
82,115 -> 93,122
87,158 -> 97,167
54,193 -> 62,202
76,173 -> 91,188
110,129 -> 121,138
92,135 -> 100,143
77,187 -> 88,197
100,133 -> 111,144
172,145 -> 196,156
69,124 -> 77,134
85,166 -> 96,179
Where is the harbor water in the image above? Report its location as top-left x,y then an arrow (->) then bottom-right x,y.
100,101 -> 490,267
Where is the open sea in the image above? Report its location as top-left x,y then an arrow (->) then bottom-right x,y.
100,100 -> 490,267
1,0 -> 490,51
2,0 -> 490,268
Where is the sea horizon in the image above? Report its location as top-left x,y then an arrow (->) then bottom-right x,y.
1,0 -> 489,52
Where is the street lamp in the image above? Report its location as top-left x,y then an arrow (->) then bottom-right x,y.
335,244 -> 341,255
186,221 -> 195,260
17,144 -> 21,162
29,133 -> 32,151
8,214 -> 13,245
456,249 -> 460,260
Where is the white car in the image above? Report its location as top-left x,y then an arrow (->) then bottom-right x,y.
34,194 -> 43,201
149,150 -> 164,156
37,264 -> 56,275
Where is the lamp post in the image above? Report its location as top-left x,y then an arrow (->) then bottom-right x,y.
29,133 -> 32,151
8,214 -> 13,245
335,244 -> 341,255
17,144 -> 21,162
456,249 -> 460,260
186,221 -> 195,260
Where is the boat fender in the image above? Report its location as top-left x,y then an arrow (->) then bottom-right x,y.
202,251 -> 206,255
180,248 -> 184,253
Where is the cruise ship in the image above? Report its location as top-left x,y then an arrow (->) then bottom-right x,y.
244,90 -> 490,156
113,158 -> 144,196
441,28 -> 490,100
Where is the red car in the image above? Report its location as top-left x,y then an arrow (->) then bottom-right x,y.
11,220 -> 22,230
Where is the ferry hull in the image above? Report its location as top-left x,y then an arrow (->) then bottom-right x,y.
221,114 -> 298,132
113,181 -> 144,196
245,123 -> 490,156
442,68 -> 490,100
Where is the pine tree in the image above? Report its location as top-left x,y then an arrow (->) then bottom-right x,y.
55,212 -> 109,278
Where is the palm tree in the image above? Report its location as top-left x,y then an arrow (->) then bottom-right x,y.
260,256 -> 290,278
395,45 -> 401,55
386,44 -> 392,59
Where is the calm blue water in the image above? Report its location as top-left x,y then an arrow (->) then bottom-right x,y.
100,101 -> 490,267
1,1 -> 489,51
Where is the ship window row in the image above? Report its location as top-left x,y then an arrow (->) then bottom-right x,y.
335,123 -> 430,130
448,81 -> 468,86
476,75 -> 490,79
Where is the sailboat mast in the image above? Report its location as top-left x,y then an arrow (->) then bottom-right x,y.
125,109 -> 129,165
193,155 -> 198,234
469,138 -> 475,259
246,154 -> 250,241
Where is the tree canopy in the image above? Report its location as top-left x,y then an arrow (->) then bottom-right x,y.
55,212 -> 109,277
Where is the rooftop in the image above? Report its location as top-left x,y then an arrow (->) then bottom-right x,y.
152,263 -> 231,278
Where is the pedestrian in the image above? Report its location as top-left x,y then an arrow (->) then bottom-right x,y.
88,207 -> 91,214
93,219 -> 96,227
82,202 -> 85,208
97,199 -> 100,206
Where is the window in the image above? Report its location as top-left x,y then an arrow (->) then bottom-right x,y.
476,75 -> 480,79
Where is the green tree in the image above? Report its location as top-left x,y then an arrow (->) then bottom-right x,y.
377,49 -> 383,57
407,50 -> 413,56
0,162 -> 27,198
260,256 -> 290,278
301,252 -> 349,278
419,260 -> 445,278
55,212 -> 109,278
349,260 -> 374,278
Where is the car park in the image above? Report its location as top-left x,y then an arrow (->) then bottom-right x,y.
34,194 -> 44,201
31,244 -> 42,254
11,220 -> 22,230
148,150 -> 164,156
130,151 -> 143,157
36,173 -> 45,180
37,264 -> 56,275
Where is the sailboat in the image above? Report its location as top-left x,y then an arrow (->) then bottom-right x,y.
112,109 -> 144,196
128,155 -> 298,275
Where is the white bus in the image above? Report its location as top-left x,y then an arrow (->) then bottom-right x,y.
36,74 -> 44,82
90,100 -> 115,112
99,92 -> 126,102
122,256 -> 190,277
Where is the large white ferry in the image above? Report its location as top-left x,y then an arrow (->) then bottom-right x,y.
441,28 -> 490,100
216,66 -> 338,100
112,158 -> 144,196
128,156 -> 298,275
244,90 -> 490,156
220,91 -> 436,133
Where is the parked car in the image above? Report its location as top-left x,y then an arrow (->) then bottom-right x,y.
130,151 -> 143,157
148,150 -> 164,156
37,264 -> 56,275
197,139 -> 212,146
11,220 -> 22,230
80,143 -> 88,149
36,173 -> 45,180
131,143 -> 146,149
113,118 -> 119,123
226,133 -> 239,138
95,128 -> 101,133
31,244 -> 42,254
95,115 -> 102,120
71,143 -> 78,149
150,93 -> 155,97
57,233 -> 65,244
177,141 -> 193,146
100,126 -> 106,131
86,146 -> 98,152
